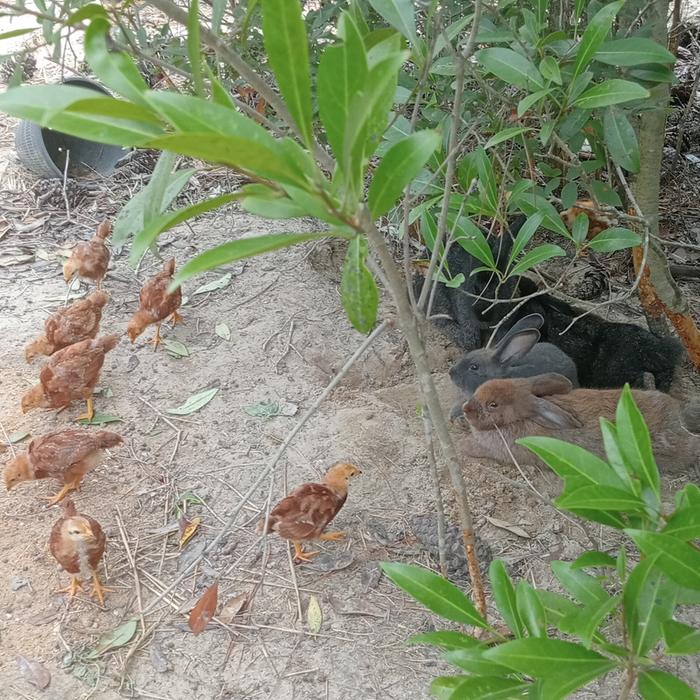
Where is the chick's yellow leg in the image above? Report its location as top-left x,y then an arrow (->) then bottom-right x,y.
293,541 -> 319,563
42,477 -> 82,506
319,531 -> 346,541
170,310 -> 183,327
151,324 -> 162,350
56,576 -> 83,598
75,397 -> 94,423
89,570 -> 113,606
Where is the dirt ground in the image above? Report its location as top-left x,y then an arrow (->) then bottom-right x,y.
1,13 -> 700,700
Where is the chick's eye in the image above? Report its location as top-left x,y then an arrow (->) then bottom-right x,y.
469,363 -> 478,371
487,401 -> 498,410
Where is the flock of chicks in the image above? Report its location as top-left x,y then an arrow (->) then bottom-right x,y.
5,221 -> 365,607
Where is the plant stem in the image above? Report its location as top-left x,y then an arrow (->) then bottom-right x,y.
363,211 -> 486,619
422,408 -> 448,577
618,666 -> 637,700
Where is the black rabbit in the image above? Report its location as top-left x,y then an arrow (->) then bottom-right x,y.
511,277 -> 683,391
413,215 -> 524,351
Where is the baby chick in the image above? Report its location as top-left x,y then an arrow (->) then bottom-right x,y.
25,290 -> 109,362
4,428 -> 122,505
560,199 -> 615,238
257,462 -> 362,563
127,258 -> 182,349
50,499 -> 110,604
21,334 -> 119,421
63,220 -> 112,289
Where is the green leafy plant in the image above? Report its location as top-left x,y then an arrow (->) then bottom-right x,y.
383,386 -> 700,699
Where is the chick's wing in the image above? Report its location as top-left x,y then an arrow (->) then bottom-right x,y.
40,339 -> 106,401
29,430 -> 106,474
270,483 -> 344,540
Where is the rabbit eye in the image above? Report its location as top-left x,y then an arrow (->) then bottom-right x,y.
487,401 -> 498,410
469,363 -> 478,371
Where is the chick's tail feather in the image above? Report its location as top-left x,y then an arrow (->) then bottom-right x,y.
96,431 -> 123,449
99,334 -> 120,353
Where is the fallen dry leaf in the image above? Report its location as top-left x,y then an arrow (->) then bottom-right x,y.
485,516 -> 531,539
16,655 -> 51,690
306,595 -> 322,635
219,592 -> 249,624
188,582 -> 218,635
179,515 -> 202,548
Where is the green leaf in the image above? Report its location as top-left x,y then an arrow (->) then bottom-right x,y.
163,339 -> 189,358
627,530 -> 700,591
539,56 -> 562,85
561,182 -> 578,209
599,418 -> 637,493
193,273 -> 232,295
616,385 -> 660,500
85,619 -> 138,658
572,0 -> 624,78
575,594 -> 621,648
0,86 -> 162,146
518,436 -> 626,489
340,237 -> 379,334
603,108 -> 640,173
445,648 -> 512,677
187,0 -> 203,96
381,562 -> 488,628
517,88 -> 553,117
571,213 -> 589,245
663,620 -> 700,655
77,412 -> 123,426
474,147 -> 498,212
261,0 -> 313,148
171,232 -> 337,289
594,38 -> 676,66
407,631 -> 482,650
0,27 -> 38,40
130,193 -> 243,266
368,0 -> 416,44
537,590 -> 580,628
145,134 -> 307,188
571,551 -> 617,570
318,13 -> 367,166
484,638 -> 614,678
574,79 -> 650,108
507,212 -> 544,267
662,506 -> 700,541
638,670 -> 699,700
623,557 -> 677,656
538,660 -> 616,700
452,217 -> 496,269
443,676 -> 530,699
477,48 -> 544,90
516,581 -> 546,637
7,431 -> 30,444
368,130 -> 440,217
587,227 -> 642,252
556,485 -> 645,513
167,387 -> 219,415
66,3 -> 106,25
85,18 -> 148,106
484,127 -> 530,149
508,243 -> 565,277
551,561 -> 609,607
431,675 -> 467,700
489,560 -> 523,638
215,323 -> 231,341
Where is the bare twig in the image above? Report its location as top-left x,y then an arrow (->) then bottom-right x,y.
421,409 -> 447,577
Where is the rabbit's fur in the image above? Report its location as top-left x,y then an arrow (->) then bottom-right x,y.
449,313 -> 579,420
414,216 -> 523,351
511,277 -> 683,392
460,373 -> 699,473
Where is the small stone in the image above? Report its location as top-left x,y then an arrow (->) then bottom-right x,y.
11,576 -> 30,592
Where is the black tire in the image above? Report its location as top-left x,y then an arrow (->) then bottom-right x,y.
14,76 -> 128,179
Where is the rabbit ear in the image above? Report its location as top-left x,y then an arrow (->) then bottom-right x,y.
528,373 -> 574,397
532,398 -> 582,429
495,328 -> 540,364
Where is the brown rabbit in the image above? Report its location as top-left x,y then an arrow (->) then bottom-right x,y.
461,373 -> 700,473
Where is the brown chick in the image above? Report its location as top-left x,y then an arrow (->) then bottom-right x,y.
127,258 -> 183,349
257,462 -> 362,563
560,199 -> 616,238
21,334 -> 119,422
50,498 -> 110,605
63,220 -> 111,289
25,290 -> 109,362
4,429 -> 122,505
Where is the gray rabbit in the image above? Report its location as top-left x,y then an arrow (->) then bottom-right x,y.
448,314 -> 578,421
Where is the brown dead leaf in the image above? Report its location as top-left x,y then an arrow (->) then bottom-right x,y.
485,516 -> 531,539
16,655 -> 51,690
179,515 -> 202,547
188,582 -> 218,635
219,592 -> 249,624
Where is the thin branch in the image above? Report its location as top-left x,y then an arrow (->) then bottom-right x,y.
422,409 -> 447,577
